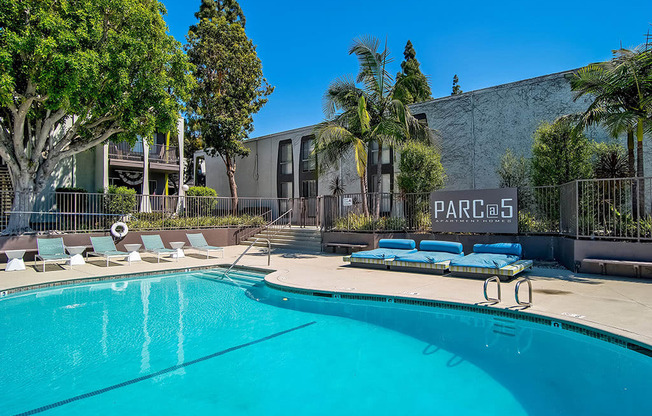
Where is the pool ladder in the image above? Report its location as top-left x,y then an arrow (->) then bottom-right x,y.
483,276 -> 533,307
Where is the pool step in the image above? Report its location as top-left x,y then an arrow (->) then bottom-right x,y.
241,226 -> 322,253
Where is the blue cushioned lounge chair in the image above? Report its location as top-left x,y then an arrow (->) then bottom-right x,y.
35,238 -> 71,272
141,235 -> 177,263
387,240 -> 464,274
88,236 -> 129,267
186,233 -> 224,259
344,239 -> 417,269
449,243 -> 533,281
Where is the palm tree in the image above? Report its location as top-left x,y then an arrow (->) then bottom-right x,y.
315,36 -> 433,218
569,43 -> 652,214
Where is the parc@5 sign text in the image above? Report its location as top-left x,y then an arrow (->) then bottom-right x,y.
430,188 -> 518,234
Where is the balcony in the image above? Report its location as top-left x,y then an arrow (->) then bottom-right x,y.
108,142 -> 179,171
149,144 -> 180,172
108,141 -> 144,169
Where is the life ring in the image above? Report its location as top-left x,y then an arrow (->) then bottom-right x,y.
110,222 -> 129,238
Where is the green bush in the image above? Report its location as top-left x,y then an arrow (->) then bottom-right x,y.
105,185 -> 137,215
185,186 -> 218,214
333,213 -> 407,231
55,187 -> 88,193
127,214 -> 265,230
531,118 -> 593,186
396,141 -> 445,193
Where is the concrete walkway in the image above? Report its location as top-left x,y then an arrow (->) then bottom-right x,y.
2,245 -> 651,347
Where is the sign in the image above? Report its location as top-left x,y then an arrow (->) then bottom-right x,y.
342,197 -> 353,207
430,188 -> 518,234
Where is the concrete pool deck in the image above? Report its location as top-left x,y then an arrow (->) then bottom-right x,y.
1,245 -> 651,347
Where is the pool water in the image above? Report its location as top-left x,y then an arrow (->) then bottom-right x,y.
1,270 -> 650,416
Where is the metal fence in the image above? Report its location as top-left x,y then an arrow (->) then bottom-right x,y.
0,191 -> 321,235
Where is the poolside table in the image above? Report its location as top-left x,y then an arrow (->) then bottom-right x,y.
66,246 -> 87,266
169,241 -> 185,259
5,249 -> 26,272
124,244 -> 142,263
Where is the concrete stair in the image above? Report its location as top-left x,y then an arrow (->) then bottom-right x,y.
241,226 -> 322,253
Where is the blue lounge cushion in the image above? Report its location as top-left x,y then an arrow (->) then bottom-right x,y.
351,248 -> 417,260
419,240 -> 463,254
378,239 -> 416,250
450,253 -> 520,269
394,251 -> 463,264
473,243 -> 522,258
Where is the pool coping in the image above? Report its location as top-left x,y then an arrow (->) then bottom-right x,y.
263,270 -> 652,357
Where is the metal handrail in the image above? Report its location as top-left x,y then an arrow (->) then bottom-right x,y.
515,277 -> 533,307
223,237 -> 270,279
483,276 -> 501,303
263,209 -> 293,240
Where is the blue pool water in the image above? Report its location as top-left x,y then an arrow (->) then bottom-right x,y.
1,270 -> 650,416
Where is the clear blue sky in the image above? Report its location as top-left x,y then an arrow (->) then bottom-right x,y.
162,0 -> 652,138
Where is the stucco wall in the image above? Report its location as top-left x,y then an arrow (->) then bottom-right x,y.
201,69 -> 651,196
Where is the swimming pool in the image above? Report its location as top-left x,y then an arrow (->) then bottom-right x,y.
1,269 -> 650,415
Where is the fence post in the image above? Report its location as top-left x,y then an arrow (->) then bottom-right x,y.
575,180 -> 579,238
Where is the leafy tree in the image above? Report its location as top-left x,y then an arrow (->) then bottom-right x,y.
396,141 -> 445,193
185,0 -> 273,214
569,42 -> 652,179
452,74 -> 463,95
497,149 -> 530,189
0,0 -> 192,233
531,118 -> 594,186
394,40 -> 432,104
315,36 -> 433,218
497,148 -> 532,211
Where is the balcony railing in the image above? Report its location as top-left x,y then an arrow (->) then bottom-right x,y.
108,142 -> 144,161
150,144 -> 179,164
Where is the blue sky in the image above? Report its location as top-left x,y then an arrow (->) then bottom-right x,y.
162,0 -> 652,138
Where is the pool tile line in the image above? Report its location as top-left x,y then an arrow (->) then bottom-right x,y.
14,321 -> 317,416
265,281 -> 652,358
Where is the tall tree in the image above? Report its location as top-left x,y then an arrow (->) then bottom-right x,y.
185,0 -> 273,214
316,36 -> 433,217
0,0 -> 192,234
452,74 -> 463,95
569,40 -> 651,213
394,40 -> 432,104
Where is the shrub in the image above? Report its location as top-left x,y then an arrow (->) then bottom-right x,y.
593,142 -> 629,179
186,186 -> 218,214
531,118 -> 593,186
396,141 -> 445,194
105,185 -> 137,215
127,214 -> 265,230
332,213 -> 407,231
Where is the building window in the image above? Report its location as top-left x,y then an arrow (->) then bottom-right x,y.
369,141 -> 391,165
279,181 -> 293,198
279,142 -> 293,175
301,138 -> 316,172
301,180 -> 317,198
277,139 -> 294,199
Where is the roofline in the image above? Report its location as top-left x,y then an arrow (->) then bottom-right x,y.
248,67 -> 584,141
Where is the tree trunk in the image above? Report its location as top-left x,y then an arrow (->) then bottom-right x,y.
225,157 -> 238,216
636,120 -> 645,218
359,167 -> 370,217
628,129 -> 638,219
3,174 -> 38,235
374,142 -> 383,218
627,129 -> 635,177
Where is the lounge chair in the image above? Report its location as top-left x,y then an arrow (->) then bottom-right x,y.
449,243 -> 533,281
344,239 -> 417,269
141,234 -> 177,262
387,240 -> 464,274
87,236 -> 129,267
186,233 -> 224,259
35,238 -> 71,272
